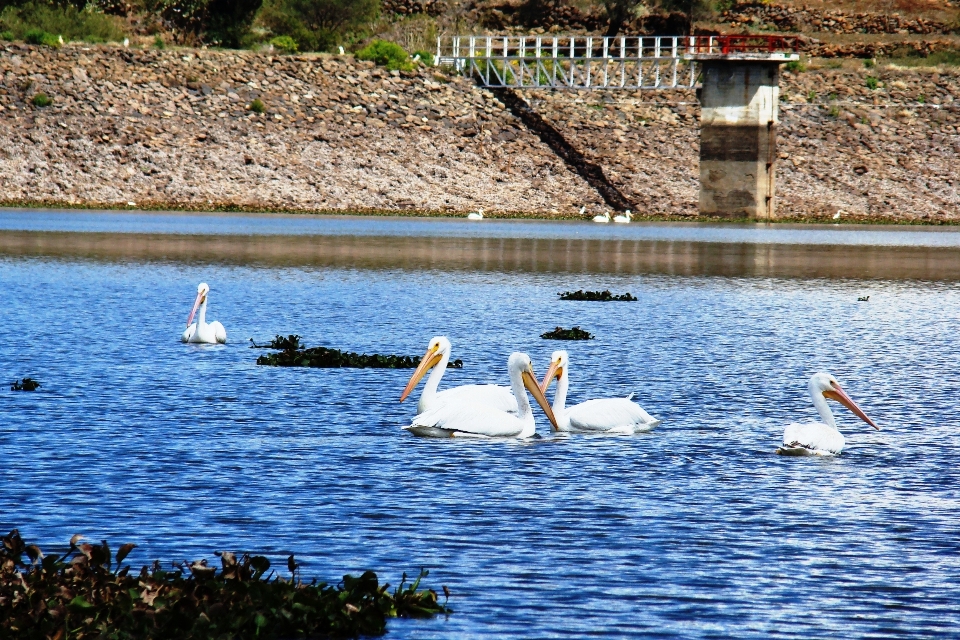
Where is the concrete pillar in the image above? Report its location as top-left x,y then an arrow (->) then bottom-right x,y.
696,58 -> 790,220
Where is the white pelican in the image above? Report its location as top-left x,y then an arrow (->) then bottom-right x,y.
540,350 -> 659,434
777,372 -> 878,456
467,208 -> 484,220
404,352 -> 558,438
614,210 -> 632,223
400,336 -> 517,414
181,282 -> 226,344
592,212 -> 610,223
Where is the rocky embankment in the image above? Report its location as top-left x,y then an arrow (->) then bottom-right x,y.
1,43 -> 958,222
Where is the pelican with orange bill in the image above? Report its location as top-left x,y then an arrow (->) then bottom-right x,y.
400,336 -> 517,414
404,352 -> 557,438
181,282 -> 226,344
777,372 -> 879,456
540,350 -> 659,434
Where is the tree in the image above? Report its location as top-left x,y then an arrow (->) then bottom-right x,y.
257,0 -> 378,51
602,0 -> 642,37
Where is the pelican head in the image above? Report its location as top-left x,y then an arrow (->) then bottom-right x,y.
810,372 -> 878,430
186,282 -> 211,327
539,350 -> 569,393
400,336 -> 451,402
508,352 -> 559,430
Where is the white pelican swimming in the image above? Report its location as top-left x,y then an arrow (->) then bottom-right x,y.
404,352 -> 558,438
467,208 -> 484,220
592,211 -> 610,223
540,350 -> 659,434
400,336 -> 518,414
613,210 -> 632,223
181,282 -> 227,344
777,372 -> 878,456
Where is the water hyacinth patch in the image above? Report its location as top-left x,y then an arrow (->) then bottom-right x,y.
541,326 -> 593,340
10,378 -> 40,391
558,289 -> 637,301
253,335 -> 464,368
0,529 -> 451,639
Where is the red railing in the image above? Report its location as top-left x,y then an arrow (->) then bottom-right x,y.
687,35 -> 801,55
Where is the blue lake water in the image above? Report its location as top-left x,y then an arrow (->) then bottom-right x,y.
1,213 -> 959,637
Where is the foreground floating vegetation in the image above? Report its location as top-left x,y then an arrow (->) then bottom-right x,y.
253,335 -> 464,369
559,290 -> 637,302
541,326 -> 594,340
10,378 -> 40,391
0,529 -> 450,640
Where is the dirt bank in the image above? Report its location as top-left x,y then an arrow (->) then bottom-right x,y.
1,43 -> 958,222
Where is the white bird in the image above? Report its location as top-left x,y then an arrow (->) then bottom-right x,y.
181,282 -> 227,344
540,350 -> 659,434
467,208 -> 484,220
123,38 -> 130,48
338,46 -> 345,55
579,206 -> 587,216
400,336 -> 517,414
777,372 -> 879,456
592,212 -> 610,223
404,352 -> 558,438
614,210 -> 632,223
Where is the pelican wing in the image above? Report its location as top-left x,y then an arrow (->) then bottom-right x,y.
780,422 -> 845,456
210,321 -> 227,344
181,323 -> 197,343
407,401 -> 528,438
433,384 -> 518,414
567,398 -> 659,433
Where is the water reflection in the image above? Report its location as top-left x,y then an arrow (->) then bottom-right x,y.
2,230 -> 959,280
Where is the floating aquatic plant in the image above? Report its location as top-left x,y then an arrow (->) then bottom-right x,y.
858,296 -> 870,302
541,326 -> 593,340
10,378 -> 40,391
559,290 -> 637,302
253,335 -> 463,369
0,528 -> 450,640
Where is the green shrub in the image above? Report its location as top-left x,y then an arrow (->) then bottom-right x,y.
153,33 -> 165,48
785,59 -> 805,73
0,30 -> 12,40
357,39 -> 412,71
270,33 -> 298,51
31,92 -> 51,107
806,90 -> 816,102
249,98 -> 265,113
255,0 -> 379,52
865,76 -> 878,90
412,49 -> 433,65
827,104 -> 840,118
0,2 -> 123,43
917,94 -> 926,103
888,49 -> 960,67
863,58 -> 875,68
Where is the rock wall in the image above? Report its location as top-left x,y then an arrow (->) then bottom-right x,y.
1,43 -> 958,222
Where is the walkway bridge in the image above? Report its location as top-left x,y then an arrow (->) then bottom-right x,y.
435,35 -> 801,219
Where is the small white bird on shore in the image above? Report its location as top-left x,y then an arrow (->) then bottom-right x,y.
579,206 -> 587,216
338,46 -> 345,55
467,209 -> 484,220
614,210 -> 632,223
123,38 -> 130,47
593,212 -> 610,223
833,210 -> 843,220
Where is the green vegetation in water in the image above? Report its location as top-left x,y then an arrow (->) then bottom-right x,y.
559,289 -> 637,302
10,378 -> 40,391
0,528 -> 450,640
356,40 -> 414,71
30,92 -> 51,107
249,98 -> 265,113
253,335 -> 464,368
541,326 -> 594,340
0,2 -> 123,44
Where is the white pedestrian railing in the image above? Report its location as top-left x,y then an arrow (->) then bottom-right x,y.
436,35 -> 699,90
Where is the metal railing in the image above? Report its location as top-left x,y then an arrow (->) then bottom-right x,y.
435,35 -> 801,90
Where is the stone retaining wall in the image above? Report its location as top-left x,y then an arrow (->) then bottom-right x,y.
1,43 -> 958,222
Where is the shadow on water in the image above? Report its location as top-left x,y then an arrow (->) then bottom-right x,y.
2,230 -> 960,280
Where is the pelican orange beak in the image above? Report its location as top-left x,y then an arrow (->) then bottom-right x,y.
400,345 -> 443,402
186,290 -> 205,327
524,365 -> 559,431
539,360 -> 563,394
824,382 -> 879,430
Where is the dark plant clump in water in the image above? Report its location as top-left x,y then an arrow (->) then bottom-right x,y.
10,378 -> 40,391
559,289 -> 637,302
0,529 -> 451,640
541,326 -> 593,340
253,335 -> 463,369
858,296 -> 870,302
